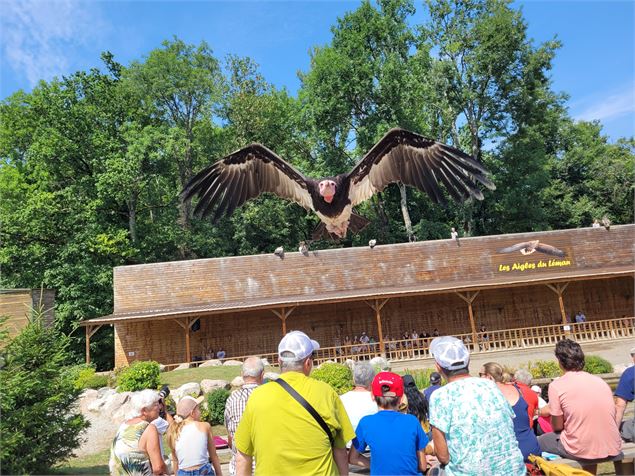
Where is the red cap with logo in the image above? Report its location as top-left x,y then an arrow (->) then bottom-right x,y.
371,371 -> 404,397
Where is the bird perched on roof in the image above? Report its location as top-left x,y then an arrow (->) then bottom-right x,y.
274,246 -> 284,259
601,216 -> 611,230
368,239 -> 377,249
298,241 -> 309,256
181,128 -> 495,240
450,227 -> 460,247
497,240 -> 566,258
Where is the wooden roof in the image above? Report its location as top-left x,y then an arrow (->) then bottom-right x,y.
83,225 -> 634,325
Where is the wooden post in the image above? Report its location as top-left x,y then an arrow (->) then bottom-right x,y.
546,282 -> 570,331
271,307 -> 297,336
85,326 -> 90,365
173,317 -> 198,364
364,299 -> 389,356
455,291 -> 480,351
85,324 -> 103,364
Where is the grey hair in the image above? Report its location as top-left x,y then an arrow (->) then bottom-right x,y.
242,356 -> 265,377
279,352 -> 308,372
353,361 -> 376,387
128,389 -> 159,418
514,368 -> 533,385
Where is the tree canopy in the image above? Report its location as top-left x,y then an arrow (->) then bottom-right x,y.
1,1 -> 632,369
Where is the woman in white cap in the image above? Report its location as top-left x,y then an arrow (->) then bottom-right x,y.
167,396 -> 223,476
110,389 -> 167,475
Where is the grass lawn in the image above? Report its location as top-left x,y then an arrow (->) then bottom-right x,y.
52,448 -> 110,475
160,365 -> 279,388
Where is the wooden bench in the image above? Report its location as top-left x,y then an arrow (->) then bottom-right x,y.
552,442 -> 635,475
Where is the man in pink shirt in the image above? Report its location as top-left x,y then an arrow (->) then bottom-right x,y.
538,339 -> 622,474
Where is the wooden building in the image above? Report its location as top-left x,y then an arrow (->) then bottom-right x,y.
0,288 -> 56,340
81,225 -> 634,368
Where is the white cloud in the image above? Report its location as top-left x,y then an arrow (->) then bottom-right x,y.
1,0 -> 105,87
574,85 -> 635,122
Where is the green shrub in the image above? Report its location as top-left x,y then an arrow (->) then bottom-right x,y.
527,360 -> 562,379
117,360 -> 161,392
311,363 -> 353,395
584,355 -> 613,374
0,313 -> 89,474
71,365 -> 110,390
202,388 -> 231,425
402,368 -> 438,389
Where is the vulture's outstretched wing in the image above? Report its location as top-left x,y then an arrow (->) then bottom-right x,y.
497,241 -> 538,254
346,128 -> 495,207
535,243 -> 566,257
181,144 -> 313,221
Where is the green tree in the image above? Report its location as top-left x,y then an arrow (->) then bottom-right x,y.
421,0 -> 561,235
0,310 -> 89,474
124,38 -> 224,245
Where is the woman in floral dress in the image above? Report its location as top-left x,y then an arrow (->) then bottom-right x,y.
110,389 -> 167,475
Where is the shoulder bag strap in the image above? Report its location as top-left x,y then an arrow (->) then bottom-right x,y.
274,378 -> 334,446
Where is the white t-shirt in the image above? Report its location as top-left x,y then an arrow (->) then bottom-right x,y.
340,390 -> 378,439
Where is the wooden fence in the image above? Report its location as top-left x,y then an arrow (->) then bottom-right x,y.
160,316 -> 634,371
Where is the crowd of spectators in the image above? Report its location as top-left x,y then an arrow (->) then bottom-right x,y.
109,332 -> 633,476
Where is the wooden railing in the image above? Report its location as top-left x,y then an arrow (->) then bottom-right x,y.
160,316 -> 634,370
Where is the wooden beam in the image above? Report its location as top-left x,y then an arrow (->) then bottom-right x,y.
365,299 -> 389,356
271,306 -> 296,336
85,326 -> 90,365
85,324 -> 103,365
456,291 -> 480,350
184,317 -> 192,363
545,282 -> 570,326
173,317 -> 193,363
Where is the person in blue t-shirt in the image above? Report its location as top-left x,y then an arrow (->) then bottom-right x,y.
348,371 -> 428,475
423,372 -> 442,403
615,347 -> 635,442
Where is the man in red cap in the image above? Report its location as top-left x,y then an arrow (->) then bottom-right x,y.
348,372 -> 428,475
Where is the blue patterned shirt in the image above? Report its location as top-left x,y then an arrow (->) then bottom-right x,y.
429,377 -> 525,476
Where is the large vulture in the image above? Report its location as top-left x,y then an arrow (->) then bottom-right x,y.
181,128 -> 495,239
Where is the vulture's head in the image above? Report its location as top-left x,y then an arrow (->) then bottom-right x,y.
318,179 -> 337,203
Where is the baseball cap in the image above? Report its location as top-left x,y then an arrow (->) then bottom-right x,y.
430,336 -> 470,371
278,330 -> 320,362
531,385 -> 541,394
630,346 -> 635,356
371,371 -> 404,397
176,395 -> 204,418
402,374 -> 417,389
430,372 -> 442,385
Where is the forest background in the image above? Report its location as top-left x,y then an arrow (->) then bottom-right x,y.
1,0 -> 633,370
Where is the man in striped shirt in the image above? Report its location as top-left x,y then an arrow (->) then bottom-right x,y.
225,356 -> 264,475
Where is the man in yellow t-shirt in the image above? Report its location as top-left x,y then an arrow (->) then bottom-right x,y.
234,331 -> 355,476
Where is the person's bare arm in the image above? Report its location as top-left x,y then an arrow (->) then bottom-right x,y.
236,450 -> 253,476
615,396 -> 628,425
333,447 -> 350,475
171,448 -> 178,475
348,445 -> 370,469
539,405 -> 551,418
551,414 -> 564,433
205,423 -> 223,476
417,449 -> 427,473
432,427 -> 449,465
143,424 -> 167,475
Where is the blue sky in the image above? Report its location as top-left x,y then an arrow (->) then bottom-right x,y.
1,0 -> 633,141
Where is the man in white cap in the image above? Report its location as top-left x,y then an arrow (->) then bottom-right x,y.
234,330 -> 355,476
427,336 -> 525,476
